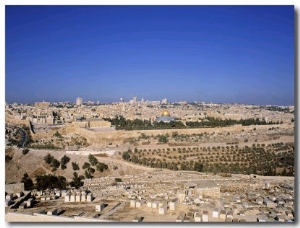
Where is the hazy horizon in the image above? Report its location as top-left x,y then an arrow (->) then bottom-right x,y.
5,5 -> 294,106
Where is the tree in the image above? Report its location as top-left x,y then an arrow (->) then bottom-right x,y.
21,173 -> 34,190
51,158 -> 60,169
82,162 -> 91,169
96,162 -> 108,172
35,174 -> 68,190
122,151 -> 131,161
69,172 -> 84,189
60,155 -> 70,170
282,168 -> 287,176
194,162 -> 203,172
53,131 -> 63,138
158,134 -> 168,143
22,148 -> 30,155
115,178 -> 122,182
88,154 -> 98,166
44,153 -> 54,164
72,162 -> 80,170
85,170 -> 93,179
88,167 -> 95,174
57,176 -> 68,189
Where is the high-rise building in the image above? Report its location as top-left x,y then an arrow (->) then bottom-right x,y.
161,98 -> 168,105
133,97 -> 137,103
76,97 -> 83,106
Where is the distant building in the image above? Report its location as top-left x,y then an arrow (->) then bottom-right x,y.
133,97 -> 137,103
156,110 -> 175,123
76,97 -> 83,106
34,101 -> 50,108
161,98 -> 168,105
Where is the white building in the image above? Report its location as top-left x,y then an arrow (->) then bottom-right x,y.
76,97 -> 83,106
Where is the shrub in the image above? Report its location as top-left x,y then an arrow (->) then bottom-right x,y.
115,178 -> 122,182
82,162 -> 90,169
44,153 -> 54,164
96,162 -> 108,172
88,154 -> 98,166
22,148 -> 30,155
72,162 -> 80,170
60,155 -> 70,170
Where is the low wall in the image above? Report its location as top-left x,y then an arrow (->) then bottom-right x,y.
66,150 -> 116,156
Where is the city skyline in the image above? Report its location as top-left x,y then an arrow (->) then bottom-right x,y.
5,5 -> 294,105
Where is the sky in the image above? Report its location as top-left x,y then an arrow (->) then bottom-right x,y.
5,5 -> 295,105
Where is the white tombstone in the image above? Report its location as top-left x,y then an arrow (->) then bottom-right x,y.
81,193 -> 87,202
147,201 -> 152,208
169,201 -> 176,211
212,208 -> 219,218
75,194 -> 81,202
64,194 -> 70,202
86,193 -> 93,202
136,201 -> 142,208
227,211 -> 233,219
194,212 -> 201,222
55,191 -> 61,197
133,216 -> 142,222
26,198 -> 34,208
158,206 -> 167,215
152,201 -> 158,208
95,203 -> 105,212
202,211 -> 209,222
16,192 -> 24,198
47,208 -> 58,216
70,194 -> 76,202
130,200 -> 136,208
6,193 -> 13,200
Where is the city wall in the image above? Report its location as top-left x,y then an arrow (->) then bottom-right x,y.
30,123 -> 292,145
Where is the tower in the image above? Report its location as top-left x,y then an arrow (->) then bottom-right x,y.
76,97 -> 83,106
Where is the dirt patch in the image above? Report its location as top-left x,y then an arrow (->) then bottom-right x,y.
30,167 -> 47,177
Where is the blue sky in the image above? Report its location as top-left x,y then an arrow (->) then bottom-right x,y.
5,5 -> 294,105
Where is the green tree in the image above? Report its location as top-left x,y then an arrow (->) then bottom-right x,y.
51,158 -> 60,169
88,154 -> 98,166
69,172 -> 84,189
122,151 -> 131,161
82,162 -> 91,169
85,170 -> 93,179
60,155 -> 70,170
35,174 -> 68,190
44,153 -> 54,164
21,173 -> 34,190
194,162 -> 203,172
88,167 -> 95,174
158,134 -> 168,143
115,178 -> 122,182
96,162 -> 108,172
72,162 -> 80,170
22,148 -> 30,155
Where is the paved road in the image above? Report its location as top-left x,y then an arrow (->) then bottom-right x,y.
6,124 -> 27,148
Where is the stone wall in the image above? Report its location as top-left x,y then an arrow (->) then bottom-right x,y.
5,183 -> 24,194
31,123 -> 292,145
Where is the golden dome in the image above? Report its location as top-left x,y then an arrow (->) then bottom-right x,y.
161,109 -> 171,117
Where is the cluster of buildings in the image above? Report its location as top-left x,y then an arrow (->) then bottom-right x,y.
5,97 -> 294,129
